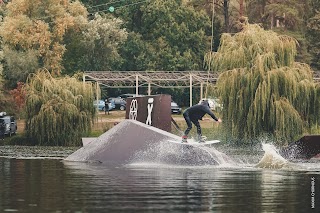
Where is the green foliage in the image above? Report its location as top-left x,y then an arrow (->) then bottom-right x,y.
205,24 -> 297,72
3,47 -> 39,87
307,5 -> 320,70
61,27 -> 87,75
0,50 -> 5,106
4,134 -> 31,146
246,0 -> 312,64
25,70 -> 96,146
206,23 -> 320,145
189,0 -> 244,33
0,0 -> 88,76
265,0 -> 304,30
62,13 -> 128,74
118,32 -> 150,71
272,28 -> 312,65
116,0 -> 211,71
81,13 -> 128,71
0,76 -> 6,111
247,0 -> 305,30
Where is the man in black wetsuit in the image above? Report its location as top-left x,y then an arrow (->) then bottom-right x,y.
105,98 -> 110,115
182,100 -> 222,143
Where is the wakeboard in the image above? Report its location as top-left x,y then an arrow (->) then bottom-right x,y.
167,139 -> 220,146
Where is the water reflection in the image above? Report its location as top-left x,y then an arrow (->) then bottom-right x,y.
0,158 -> 319,212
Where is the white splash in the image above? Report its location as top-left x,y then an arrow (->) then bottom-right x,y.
129,139 -> 236,167
255,143 -> 288,169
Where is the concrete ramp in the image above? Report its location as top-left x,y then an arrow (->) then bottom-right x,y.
280,135 -> 320,160
81,137 -> 96,146
65,119 -> 221,166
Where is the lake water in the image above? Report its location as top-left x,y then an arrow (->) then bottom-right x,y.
0,145 -> 320,212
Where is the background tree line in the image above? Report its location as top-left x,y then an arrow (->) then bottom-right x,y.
1,0 -> 320,87
0,0 -> 319,145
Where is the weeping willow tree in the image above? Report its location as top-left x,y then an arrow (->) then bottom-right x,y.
25,70 -> 97,146
205,22 -> 320,145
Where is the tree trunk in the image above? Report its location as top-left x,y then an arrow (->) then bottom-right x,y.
239,0 -> 244,17
224,0 -> 230,32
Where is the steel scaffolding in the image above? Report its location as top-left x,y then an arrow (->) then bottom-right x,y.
84,71 -> 219,106
84,70 -> 320,106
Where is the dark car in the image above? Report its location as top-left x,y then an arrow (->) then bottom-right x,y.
118,94 -> 135,99
108,97 -> 126,111
117,102 -> 126,111
118,94 -> 144,99
0,112 -> 17,136
109,94 -> 144,111
171,101 -> 182,114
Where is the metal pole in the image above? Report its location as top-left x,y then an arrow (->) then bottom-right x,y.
148,82 -> 151,96
200,82 -> 203,100
96,82 -> 99,112
136,74 -> 139,95
190,74 -> 192,107
205,0 -> 215,99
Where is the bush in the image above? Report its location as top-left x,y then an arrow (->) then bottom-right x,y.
4,134 -> 34,146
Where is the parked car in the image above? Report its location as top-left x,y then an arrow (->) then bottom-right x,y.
118,94 -> 144,99
171,101 -> 182,114
106,99 -> 116,110
118,103 -> 126,111
108,97 -> 126,111
109,94 -> 143,111
93,100 -> 115,111
0,112 -> 17,136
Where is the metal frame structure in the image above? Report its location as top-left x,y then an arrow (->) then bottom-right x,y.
84,71 -> 219,106
84,71 -> 320,106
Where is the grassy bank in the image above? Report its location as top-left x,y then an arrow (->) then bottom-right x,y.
0,110 -> 223,146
